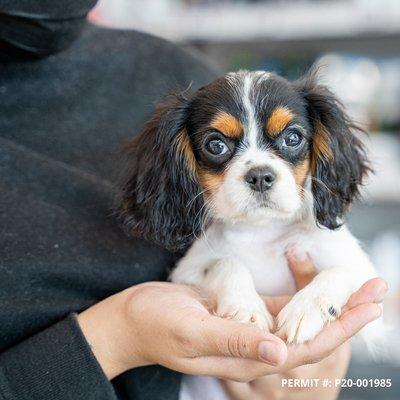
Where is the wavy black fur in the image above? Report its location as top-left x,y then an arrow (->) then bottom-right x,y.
296,70 -> 371,229
116,93 -> 204,252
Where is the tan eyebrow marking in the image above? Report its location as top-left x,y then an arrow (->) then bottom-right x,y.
266,106 -> 294,136
210,112 -> 243,139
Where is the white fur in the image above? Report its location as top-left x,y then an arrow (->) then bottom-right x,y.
171,70 -> 380,344
174,70 -> 383,400
171,210 -> 377,342
174,213 -> 380,399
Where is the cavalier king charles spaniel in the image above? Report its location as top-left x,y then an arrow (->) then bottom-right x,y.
117,69 -> 381,344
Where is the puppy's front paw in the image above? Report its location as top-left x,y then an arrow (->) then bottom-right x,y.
275,290 -> 340,344
216,293 -> 274,331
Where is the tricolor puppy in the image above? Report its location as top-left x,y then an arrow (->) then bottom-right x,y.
118,69 -> 380,344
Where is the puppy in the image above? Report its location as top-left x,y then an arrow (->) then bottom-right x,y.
117,69 -> 380,344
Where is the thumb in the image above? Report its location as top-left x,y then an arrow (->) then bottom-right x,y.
200,315 -> 287,366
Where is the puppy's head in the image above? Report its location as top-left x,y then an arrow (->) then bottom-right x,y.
118,70 -> 369,251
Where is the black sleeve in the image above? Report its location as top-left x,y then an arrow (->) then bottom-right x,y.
0,0 -> 98,60
0,314 -> 117,400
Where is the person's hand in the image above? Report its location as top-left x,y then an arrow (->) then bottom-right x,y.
78,260 -> 386,382
223,252 -> 387,399
77,281 -> 288,380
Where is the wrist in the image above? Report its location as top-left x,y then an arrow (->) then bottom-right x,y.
77,288 -> 148,379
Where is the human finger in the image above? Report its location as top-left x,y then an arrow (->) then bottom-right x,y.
286,246 -> 318,290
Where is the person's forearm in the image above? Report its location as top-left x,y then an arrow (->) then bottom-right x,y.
77,288 -> 149,379
0,315 -> 117,400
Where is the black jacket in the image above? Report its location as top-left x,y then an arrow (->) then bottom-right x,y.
0,2 -> 217,399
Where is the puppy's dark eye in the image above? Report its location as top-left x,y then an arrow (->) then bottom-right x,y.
283,130 -> 303,147
206,139 -> 228,155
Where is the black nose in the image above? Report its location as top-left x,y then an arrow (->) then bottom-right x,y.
244,167 -> 276,193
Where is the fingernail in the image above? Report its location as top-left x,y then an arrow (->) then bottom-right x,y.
289,248 -> 307,262
258,341 -> 286,366
372,304 -> 382,320
295,251 -> 307,262
376,281 -> 389,301
285,244 -> 295,254
285,244 -> 307,262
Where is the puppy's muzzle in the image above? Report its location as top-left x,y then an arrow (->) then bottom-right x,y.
244,166 -> 276,193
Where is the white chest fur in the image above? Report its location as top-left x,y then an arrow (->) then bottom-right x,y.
215,222 -> 301,296
171,214 -> 379,347
173,217 -> 375,298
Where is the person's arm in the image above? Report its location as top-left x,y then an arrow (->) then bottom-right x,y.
0,281 -> 284,400
0,314 -> 117,400
0,268 -> 382,400
77,277 -> 385,383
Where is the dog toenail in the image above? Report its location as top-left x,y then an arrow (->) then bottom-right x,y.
328,306 -> 336,316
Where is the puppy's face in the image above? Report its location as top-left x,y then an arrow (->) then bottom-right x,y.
186,71 -> 312,222
118,70 -> 369,251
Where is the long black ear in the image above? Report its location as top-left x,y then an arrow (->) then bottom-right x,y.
296,71 -> 371,229
116,93 -> 203,252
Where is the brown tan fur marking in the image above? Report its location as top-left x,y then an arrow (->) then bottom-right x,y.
210,112 -> 243,139
293,158 -> 310,187
175,130 -> 197,176
198,169 -> 226,199
311,121 -> 333,173
266,106 -> 294,136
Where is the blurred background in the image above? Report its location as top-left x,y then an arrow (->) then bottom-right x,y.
90,0 -> 400,398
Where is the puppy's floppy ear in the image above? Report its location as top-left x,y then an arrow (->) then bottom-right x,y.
117,93 -> 203,252
296,70 -> 371,229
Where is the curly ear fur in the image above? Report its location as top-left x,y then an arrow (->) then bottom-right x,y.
117,93 -> 203,252
296,71 -> 371,229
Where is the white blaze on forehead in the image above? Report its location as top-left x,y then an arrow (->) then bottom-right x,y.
237,71 -> 271,150
242,74 -> 258,149
225,70 -> 271,157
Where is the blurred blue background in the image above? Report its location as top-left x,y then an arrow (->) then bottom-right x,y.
90,1 -> 400,398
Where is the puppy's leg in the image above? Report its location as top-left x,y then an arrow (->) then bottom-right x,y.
276,226 -> 379,344
276,266 -> 352,343
202,258 -> 274,331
